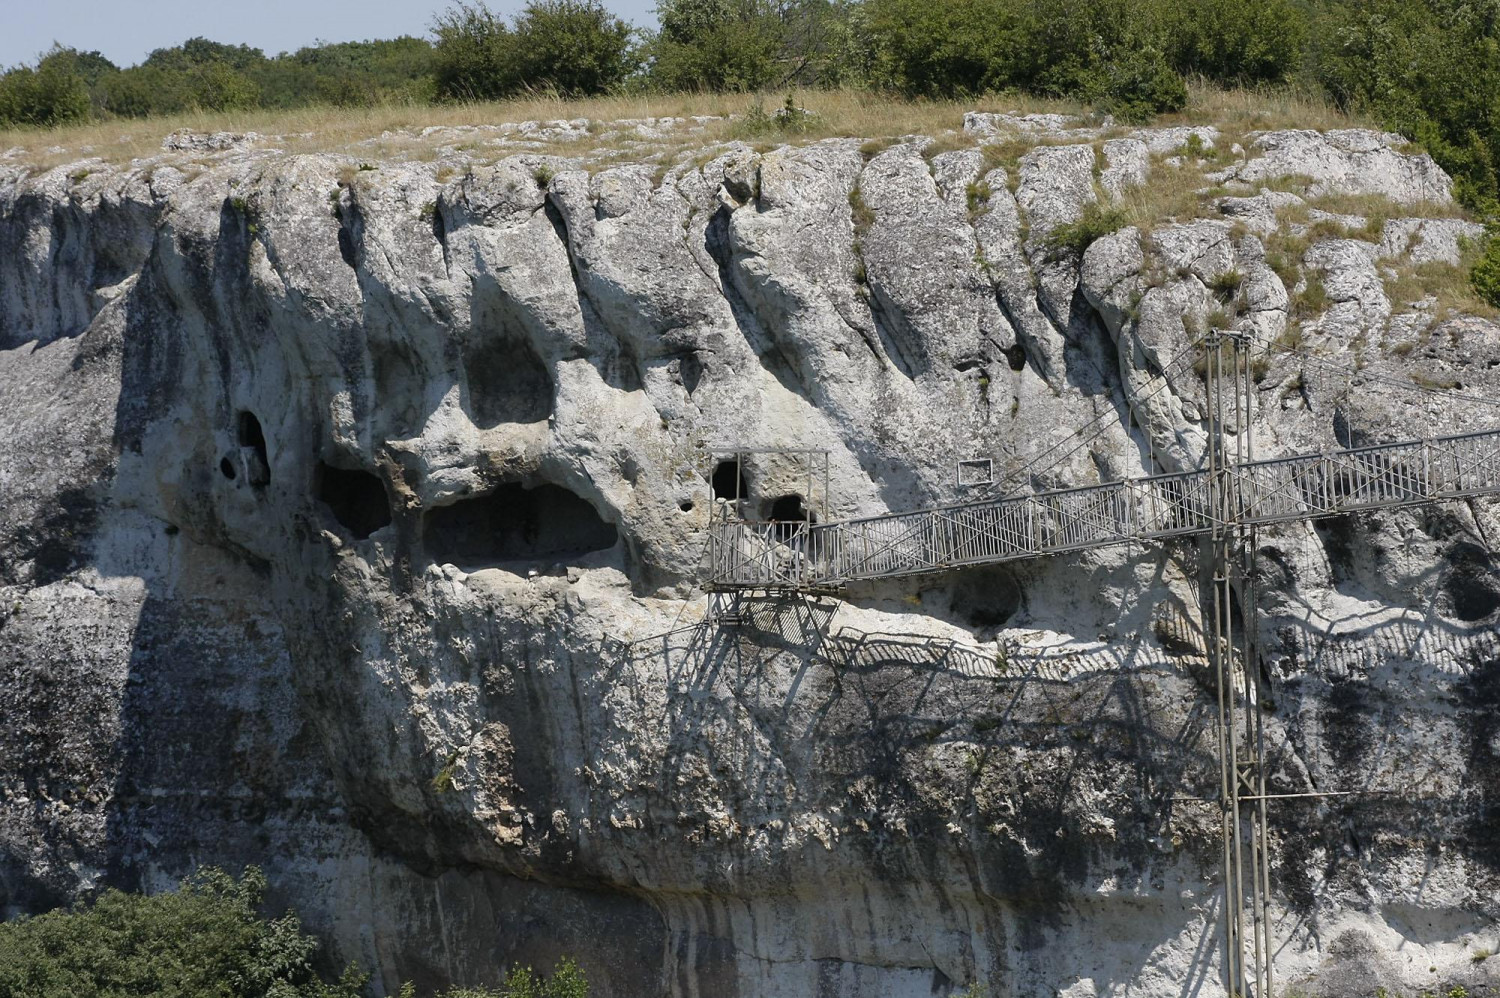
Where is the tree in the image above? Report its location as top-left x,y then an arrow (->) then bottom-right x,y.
1473,233 -> 1500,308
859,0 -> 1187,114
512,0 -> 637,96
861,0 -> 1035,97
432,2 -> 521,100
433,0 -> 635,99
1310,0 -> 1500,216
142,38 -> 267,73
0,47 -> 91,128
0,866 -> 364,998
1163,0 -> 1308,86
648,0 -> 847,92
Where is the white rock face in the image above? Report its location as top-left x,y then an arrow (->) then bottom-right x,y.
2,121 -> 1499,998
1227,129 -> 1454,204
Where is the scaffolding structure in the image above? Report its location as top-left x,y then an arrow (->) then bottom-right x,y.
704,336 -> 1500,995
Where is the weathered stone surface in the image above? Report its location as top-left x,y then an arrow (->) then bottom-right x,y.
1228,129 -> 1454,204
1379,216 -> 1488,266
2,116 -> 1499,998
1216,189 -> 1308,236
1100,139 -> 1150,201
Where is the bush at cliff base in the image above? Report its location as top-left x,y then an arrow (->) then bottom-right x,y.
0,866 -> 365,998
423,959 -> 589,998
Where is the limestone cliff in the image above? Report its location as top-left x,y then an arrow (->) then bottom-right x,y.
2,112 -> 1499,998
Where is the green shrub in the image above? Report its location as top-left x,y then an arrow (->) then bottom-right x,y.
511,0 -> 636,96
1292,272 -> 1328,317
1046,201 -> 1129,257
733,93 -> 813,138
499,958 -> 589,998
862,0 -> 1035,97
432,0 -> 634,100
1472,233 -> 1500,309
1095,46 -> 1187,123
411,958 -> 588,998
101,61 -> 259,117
0,866 -> 364,998
1164,0 -> 1307,85
192,62 -> 261,112
262,37 -> 436,108
860,0 -> 1187,117
1208,268 -> 1244,301
431,2 -> 521,100
849,185 -> 876,233
0,47 -> 91,128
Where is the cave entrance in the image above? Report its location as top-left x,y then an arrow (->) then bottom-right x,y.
424,481 -> 617,570
237,411 -> 271,487
1447,542 -> 1500,621
463,335 -> 552,428
315,462 -> 392,540
711,460 -> 747,502
765,493 -> 814,541
708,448 -> 831,530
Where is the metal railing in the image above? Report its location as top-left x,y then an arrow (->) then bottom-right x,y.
708,428 -> 1500,589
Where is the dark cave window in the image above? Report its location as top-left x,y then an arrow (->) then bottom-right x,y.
765,493 -> 813,540
766,494 -> 811,522
237,411 -> 270,487
951,567 -> 1022,630
711,461 -> 747,502
1448,542 -> 1500,622
219,457 -> 237,480
424,482 -> 617,569
238,411 -> 265,452
463,336 -> 553,428
315,462 -> 392,540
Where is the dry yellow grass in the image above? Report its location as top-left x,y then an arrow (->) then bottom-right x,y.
1384,258 -> 1499,323
0,89 -> 1089,172
1168,79 -> 1369,134
1115,159 -> 1227,230
0,83 -> 1368,174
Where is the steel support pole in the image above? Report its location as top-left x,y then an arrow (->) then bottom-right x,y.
1207,331 -> 1274,998
1206,334 -> 1242,996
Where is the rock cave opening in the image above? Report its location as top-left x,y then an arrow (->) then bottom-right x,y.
237,411 -> 270,487
463,335 -> 552,428
424,482 -> 618,570
1446,542 -> 1500,621
711,460 -> 747,502
314,462 -> 392,540
950,567 -> 1022,629
764,493 -> 814,540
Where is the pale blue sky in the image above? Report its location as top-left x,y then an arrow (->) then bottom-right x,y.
0,0 -> 660,69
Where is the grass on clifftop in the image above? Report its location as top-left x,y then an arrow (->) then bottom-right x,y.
0,81 -> 1367,173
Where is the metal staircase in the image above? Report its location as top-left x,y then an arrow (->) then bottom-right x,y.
708,427 -> 1500,590
704,332 -> 1500,998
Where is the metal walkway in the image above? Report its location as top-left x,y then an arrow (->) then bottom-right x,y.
708,428 -> 1500,589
